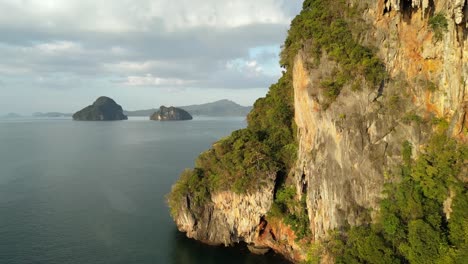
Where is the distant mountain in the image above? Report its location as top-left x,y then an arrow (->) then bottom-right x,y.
125,99 -> 252,117
1,113 -> 22,118
125,108 -> 159,117
32,112 -> 72,118
180,100 -> 252,117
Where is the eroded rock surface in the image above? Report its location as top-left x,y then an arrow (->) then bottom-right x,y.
150,106 -> 192,121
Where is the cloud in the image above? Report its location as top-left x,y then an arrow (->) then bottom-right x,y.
122,74 -> 193,87
0,0 -> 299,32
0,0 -> 303,113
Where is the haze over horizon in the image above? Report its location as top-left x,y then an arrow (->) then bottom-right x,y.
0,0 -> 303,115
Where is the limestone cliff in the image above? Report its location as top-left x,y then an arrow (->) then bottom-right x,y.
293,0 -> 467,241
172,172 -> 275,246
168,0 -> 467,262
150,106 -> 193,121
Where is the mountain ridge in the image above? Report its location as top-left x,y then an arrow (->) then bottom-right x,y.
125,99 -> 252,117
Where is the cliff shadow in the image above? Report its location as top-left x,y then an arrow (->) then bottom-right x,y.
168,229 -> 291,264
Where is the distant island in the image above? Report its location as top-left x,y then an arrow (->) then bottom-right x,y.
33,112 -> 72,118
150,106 -> 193,121
125,99 -> 252,117
1,113 -> 22,119
73,96 -> 128,121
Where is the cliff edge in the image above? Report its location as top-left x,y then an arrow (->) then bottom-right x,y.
168,1 -> 467,263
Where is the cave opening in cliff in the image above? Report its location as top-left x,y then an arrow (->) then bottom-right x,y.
383,0 -> 392,15
462,1 -> 468,42
301,172 -> 308,194
427,0 -> 436,17
272,171 -> 287,201
258,216 -> 268,237
400,0 -> 414,19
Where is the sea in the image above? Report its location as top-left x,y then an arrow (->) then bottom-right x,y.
0,117 -> 289,264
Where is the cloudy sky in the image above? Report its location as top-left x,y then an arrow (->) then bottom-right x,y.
0,0 -> 303,114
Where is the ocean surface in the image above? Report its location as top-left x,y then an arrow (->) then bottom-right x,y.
0,117 -> 289,264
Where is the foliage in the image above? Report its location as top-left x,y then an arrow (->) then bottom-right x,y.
168,67 -> 297,216
329,133 -> 468,263
403,113 -> 423,124
269,186 -> 311,240
281,0 -> 386,103
429,13 -> 448,41
168,168 -> 209,217
330,227 -> 400,264
303,243 -> 323,264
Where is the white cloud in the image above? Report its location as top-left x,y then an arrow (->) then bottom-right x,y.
0,0 -> 297,33
35,41 -> 82,54
102,61 -> 156,73
0,0 -> 303,113
226,59 -> 265,77
123,74 -> 193,87
145,0 -> 291,30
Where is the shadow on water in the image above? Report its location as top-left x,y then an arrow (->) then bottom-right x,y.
169,228 -> 291,264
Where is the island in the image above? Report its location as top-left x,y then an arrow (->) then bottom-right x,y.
150,106 -> 192,121
73,96 -> 128,121
125,99 -> 252,117
2,113 -> 22,119
33,112 -> 72,118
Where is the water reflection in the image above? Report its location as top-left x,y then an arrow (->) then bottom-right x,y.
170,228 -> 291,264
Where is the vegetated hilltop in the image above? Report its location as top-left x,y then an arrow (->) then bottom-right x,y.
73,96 -> 128,121
168,1 -> 468,263
150,106 -> 193,121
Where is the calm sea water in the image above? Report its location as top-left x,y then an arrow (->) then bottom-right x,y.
0,117 -> 289,264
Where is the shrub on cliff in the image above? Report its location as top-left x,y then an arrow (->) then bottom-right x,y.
269,186 -> 311,240
281,0 -> 386,103
329,133 -> 468,263
429,13 -> 448,41
168,71 -> 297,217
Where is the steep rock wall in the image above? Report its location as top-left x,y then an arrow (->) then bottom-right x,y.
294,0 -> 467,241
173,172 -> 276,246
170,0 -> 467,262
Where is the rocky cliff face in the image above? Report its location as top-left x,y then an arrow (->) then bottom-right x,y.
73,96 -> 127,121
293,0 -> 467,241
169,0 -> 467,262
173,172 -> 275,246
150,106 -> 193,121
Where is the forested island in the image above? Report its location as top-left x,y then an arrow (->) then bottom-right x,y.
73,96 -> 128,121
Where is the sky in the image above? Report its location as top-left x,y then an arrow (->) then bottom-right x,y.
0,0 -> 303,114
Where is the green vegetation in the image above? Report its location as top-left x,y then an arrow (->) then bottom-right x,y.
168,69 -> 297,217
417,78 -> 438,92
168,7 -> 465,264
403,113 -> 423,124
429,13 -> 448,41
388,94 -> 401,109
328,132 -> 468,263
281,0 -> 386,103
303,243 -> 323,264
169,0 -> 388,237
73,96 -> 128,121
269,186 -> 311,240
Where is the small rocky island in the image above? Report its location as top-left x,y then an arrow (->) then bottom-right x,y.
150,106 -> 192,121
73,96 -> 128,121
